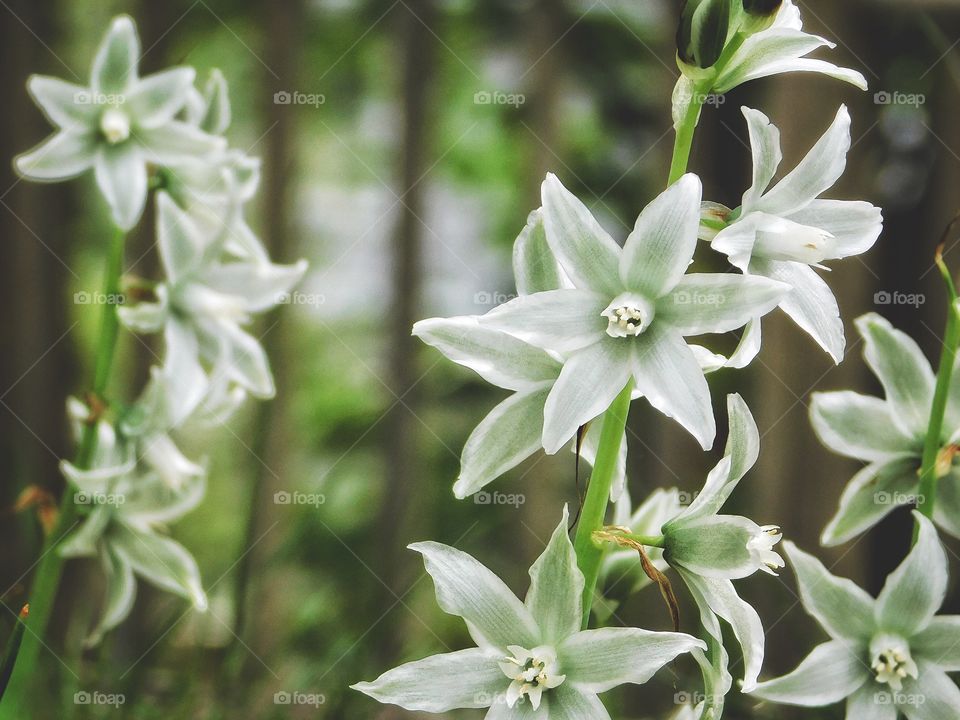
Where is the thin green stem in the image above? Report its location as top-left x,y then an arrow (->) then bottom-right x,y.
617,533 -> 666,549
0,227 -> 125,717
668,91 -> 704,185
915,252 -> 960,537
573,382 -> 633,629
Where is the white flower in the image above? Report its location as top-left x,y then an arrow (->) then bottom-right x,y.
57,398 -> 207,646
707,106 -> 883,363
118,193 -> 306,412
751,513 -> 960,717
811,313 -> 960,546
478,173 -> 788,452
15,16 -> 225,229
658,394 -> 779,693
353,507 -> 704,717
710,0 -> 867,93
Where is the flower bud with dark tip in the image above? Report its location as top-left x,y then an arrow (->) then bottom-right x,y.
677,0 -> 733,70
742,0 -> 783,16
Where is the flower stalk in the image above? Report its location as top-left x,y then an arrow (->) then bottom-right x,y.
573,381 -> 633,628
0,227 -> 126,714
915,244 -> 960,534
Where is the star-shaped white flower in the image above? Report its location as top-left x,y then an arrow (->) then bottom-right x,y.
811,312 -> 960,546
15,16 -> 225,229
706,105 -> 883,363
750,512 -> 960,719
118,193 -> 306,418
478,173 -> 789,453
353,507 -> 705,717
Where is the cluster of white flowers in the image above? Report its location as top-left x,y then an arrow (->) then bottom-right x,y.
354,2 -> 915,719
16,16 -> 306,644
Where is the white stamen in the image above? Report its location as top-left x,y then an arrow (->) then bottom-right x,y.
870,634 -> 918,691
602,293 -> 655,338
100,107 -> 131,144
499,645 -> 565,710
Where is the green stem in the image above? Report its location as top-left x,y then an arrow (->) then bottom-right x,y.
668,89 -> 704,186
616,533 -> 666,549
916,254 -> 960,536
0,227 -> 125,716
573,382 -> 633,629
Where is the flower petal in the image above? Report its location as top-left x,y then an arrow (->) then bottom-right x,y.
94,142 -> 147,230
542,339 -> 632,454
912,616 -> 960,671
845,685 -> 898,720
540,174 -> 622,296
856,313 -> 935,438
934,470 -> 960,540
414,317 -> 561,392
157,192 -> 207,281
657,273 -> 788,336
455,387 -> 551,499
756,105 -> 852,217
810,391 -> 915,463
479,290 -> 609,354
525,506 -> 583,644
631,324 -> 715,450
547,686 -> 610,720
513,208 -> 571,295
202,259 -> 308,313
109,522 -> 207,611
211,322 -> 275,398
138,121 -> 226,165
620,174 -> 701,299
899,661 -> 960,720
875,512 -> 947,638
752,258 -> 845,363
667,514 -> 766,579
409,541 -> 540,650
126,67 -> 196,127
787,199 -> 883,259
15,131 -> 97,181
92,16 -> 140,95
351,648 -> 505,712
783,541 -> 876,643
26,75 -> 99,129
86,546 -> 137,646
559,627 -> 704,693
750,640 -> 867,706
741,106 -> 782,210
821,458 -> 921,546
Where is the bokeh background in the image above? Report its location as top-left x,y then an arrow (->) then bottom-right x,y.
1,0 -> 959,717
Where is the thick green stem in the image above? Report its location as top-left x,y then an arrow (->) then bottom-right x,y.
0,227 -> 125,716
668,91 -> 704,186
916,256 -> 960,536
573,382 -> 633,628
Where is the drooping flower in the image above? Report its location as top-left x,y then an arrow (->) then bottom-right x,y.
478,173 -> 788,453
15,15 -> 225,230
58,399 -> 207,646
811,313 -> 960,545
353,507 -> 704,717
118,192 -> 306,411
705,106 -> 882,363
750,513 -> 960,717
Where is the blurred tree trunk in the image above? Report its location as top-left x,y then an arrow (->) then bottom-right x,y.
0,0 -> 74,624
372,0 -> 437,667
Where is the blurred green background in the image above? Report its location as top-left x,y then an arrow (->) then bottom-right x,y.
1,0 -> 959,717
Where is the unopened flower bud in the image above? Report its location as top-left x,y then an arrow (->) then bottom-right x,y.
677,0 -> 733,69
742,0 -> 783,17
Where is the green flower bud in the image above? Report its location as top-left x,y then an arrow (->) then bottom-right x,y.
742,0 -> 783,17
677,0 -> 733,69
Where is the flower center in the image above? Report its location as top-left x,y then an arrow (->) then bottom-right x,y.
602,293 -> 655,338
746,525 -> 784,575
754,224 -> 837,265
100,107 -> 131,144
870,634 -> 918,691
499,645 -> 565,710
